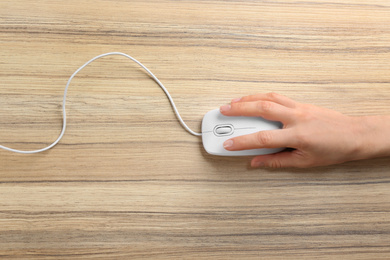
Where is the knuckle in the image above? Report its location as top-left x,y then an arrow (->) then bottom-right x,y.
266,92 -> 280,100
240,95 -> 249,102
269,160 -> 283,168
257,101 -> 273,113
255,131 -> 273,147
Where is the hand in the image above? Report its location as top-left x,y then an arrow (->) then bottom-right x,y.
220,93 -> 389,168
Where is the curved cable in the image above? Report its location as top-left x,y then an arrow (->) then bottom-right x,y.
0,52 -> 202,154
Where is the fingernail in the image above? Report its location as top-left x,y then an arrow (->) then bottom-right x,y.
223,139 -> 234,149
252,161 -> 265,168
231,97 -> 241,103
220,105 -> 231,113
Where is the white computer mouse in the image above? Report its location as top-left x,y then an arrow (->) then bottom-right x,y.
201,109 -> 284,156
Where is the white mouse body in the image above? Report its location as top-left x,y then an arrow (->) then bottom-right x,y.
202,109 -> 284,156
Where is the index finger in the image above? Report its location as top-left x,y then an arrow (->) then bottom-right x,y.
233,93 -> 297,108
220,100 -> 295,124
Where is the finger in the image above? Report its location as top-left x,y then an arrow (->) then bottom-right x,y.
220,100 -> 294,123
232,92 -> 297,108
223,129 -> 294,151
250,150 -> 308,168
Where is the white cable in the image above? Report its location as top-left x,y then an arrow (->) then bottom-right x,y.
0,52 -> 202,154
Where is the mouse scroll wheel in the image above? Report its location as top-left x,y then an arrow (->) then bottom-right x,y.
214,125 -> 234,136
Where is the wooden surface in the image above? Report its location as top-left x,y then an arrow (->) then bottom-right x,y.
1,0 -> 390,259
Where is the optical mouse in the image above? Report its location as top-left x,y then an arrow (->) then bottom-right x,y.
201,109 -> 284,156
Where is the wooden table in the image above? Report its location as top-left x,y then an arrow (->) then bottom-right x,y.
1,0 -> 390,258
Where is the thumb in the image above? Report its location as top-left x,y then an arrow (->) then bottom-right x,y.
251,150 -> 308,168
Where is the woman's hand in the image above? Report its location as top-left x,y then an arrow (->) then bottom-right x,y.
220,93 -> 390,168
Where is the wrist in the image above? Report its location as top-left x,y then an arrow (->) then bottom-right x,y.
355,115 -> 390,160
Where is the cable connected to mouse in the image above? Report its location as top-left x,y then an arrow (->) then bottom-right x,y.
0,52 -> 202,154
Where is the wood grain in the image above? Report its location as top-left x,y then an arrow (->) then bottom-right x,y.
1,0 -> 390,258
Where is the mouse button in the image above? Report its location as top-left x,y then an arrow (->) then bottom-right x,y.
201,131 -> 224,155
213,124 -> 234,136
201,109 -> 221,132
